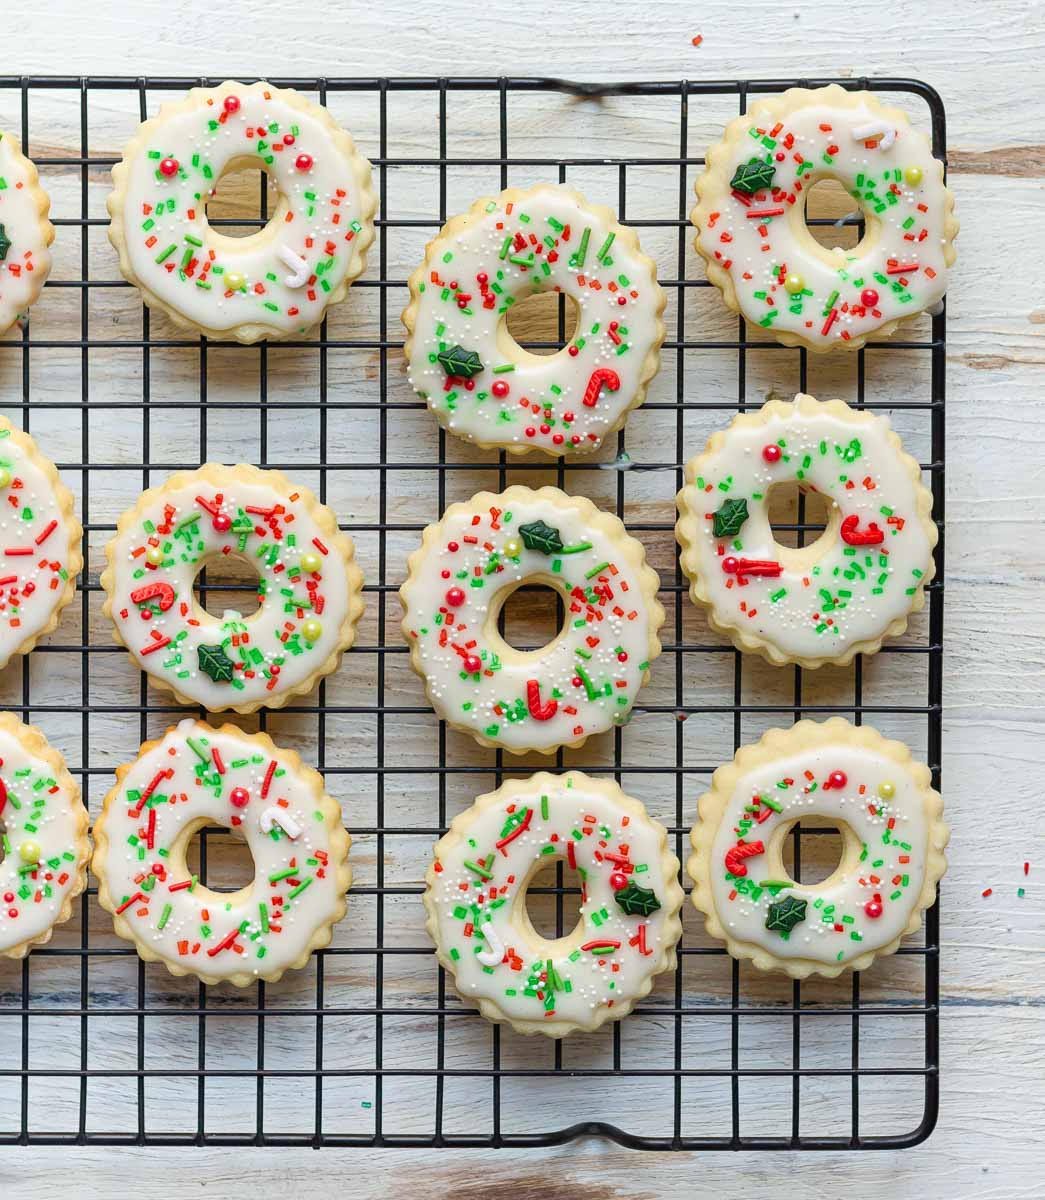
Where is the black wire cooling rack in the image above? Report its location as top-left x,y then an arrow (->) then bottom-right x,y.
0,76 -> 944,1150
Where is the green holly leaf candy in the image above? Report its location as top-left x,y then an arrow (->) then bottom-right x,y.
765,895 -> 807,934
614,879 -> 662,918
730,157 -> 776,194
0,225 -> 10,262
712,498 -> 749,539
436,344 -> 484,379
197,643 -> 236,683
518,519 -> 563,556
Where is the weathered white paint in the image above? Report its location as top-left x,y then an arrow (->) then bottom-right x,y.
0,0 -> 1042,1195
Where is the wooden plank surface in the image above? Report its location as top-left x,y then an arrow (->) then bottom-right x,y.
1,1 -> 1043,1195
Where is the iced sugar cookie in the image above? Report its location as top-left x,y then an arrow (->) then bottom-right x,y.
402,184 -> 665,455
92,720 -> 351,986
0,130 -> 53,334
676,393 -> 936,668
425,772 -> 683,1036
0,713 -> 88,958
692,85 -> 957,351
108,80 -> 376,343
688,719 -> 947,978
102,464 -> 363,713
0,416 -> 81,669
401,486 -> 664,754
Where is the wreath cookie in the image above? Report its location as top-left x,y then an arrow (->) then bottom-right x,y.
401,486 -> 664,755
0,713 -> 88,958
108,80 -> 376,343
402,184 -> 665,455
692,85 -> 958,351
92,720 -> 351,987
0,416 -> 81,670
688,719 -> 947,978
676,393 -> 936,668
425,772 -> 683,1036
102,464 -> 363,713
0,130 -> 53,334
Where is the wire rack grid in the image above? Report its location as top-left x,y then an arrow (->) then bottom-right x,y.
0,75 -> 944,1151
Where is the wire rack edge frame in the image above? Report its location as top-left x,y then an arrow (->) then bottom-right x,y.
0,74 -> 945,1153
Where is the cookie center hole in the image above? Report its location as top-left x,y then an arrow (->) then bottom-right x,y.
782,818 -> 846,886
504,290 -> 579,356
524,859 -> 584,942
185,826 -> 257,894
498,583 -> 564,653
766,481 -> 832,552
803,177 -> 865,252
194,553 -> 263,620
205,163 -> 280,238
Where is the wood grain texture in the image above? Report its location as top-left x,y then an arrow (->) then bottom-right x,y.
0,0 -> 1043,1195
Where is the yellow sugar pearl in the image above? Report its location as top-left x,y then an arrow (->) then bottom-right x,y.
225,270 -> 247,292
904,166 -> 923,187
784,274 -> 805,295
503,537 -> 522,559
0,468 -> 10,489
299,552 -> 323,574
877,781 -> 896,800
302,619 -> 322,643
145,546 -> 163,566
19,840 -> 41,865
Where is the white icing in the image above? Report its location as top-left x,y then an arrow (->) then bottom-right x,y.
0,420 -> 79,669
405,185 -> 663,454
707,742 -> 933,965
696,89 -> 953,347
427,775 -> 679,1028
0,131 -> 51,334
96,723 -> 347,981
106,467 -> 358,710
678,395 -> 934,663
0,724 -> 84,953
113,81 -> 373,338
402,488 -> 660,753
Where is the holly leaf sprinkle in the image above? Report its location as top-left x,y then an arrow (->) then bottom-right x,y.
197,643 -> 236,683
765,895 -> 807,934
436,344 -> 484,379
0,225 -> 10,262
712,498 -> 749,539
518,519 -> 563,556
614,879 -> 662,917
730,158 -> 776,194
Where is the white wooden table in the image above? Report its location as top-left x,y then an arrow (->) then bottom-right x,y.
2,1 -> 1042,1195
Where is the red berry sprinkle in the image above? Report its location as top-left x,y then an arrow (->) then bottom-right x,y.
283,134 -> 295,146
617,651 -> 628,662
572,676 -> 583,687
861,288 -> 879,308
445,587 -> 466,607
447,541 -> 459,552
762,443 -> 782,463
295,154 -> 314,171
229,787 -> 250,809
525,427 -> 536,438
826,770 -> 848,790
568,345 -> 579,357
864,897 -> 883,919
462,654 -> 482,674
159,157 -> 179,178
212,513 -> 232,534
491,380 -> 509,398
609,872 -> 628,891
223,96 -> 241,114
